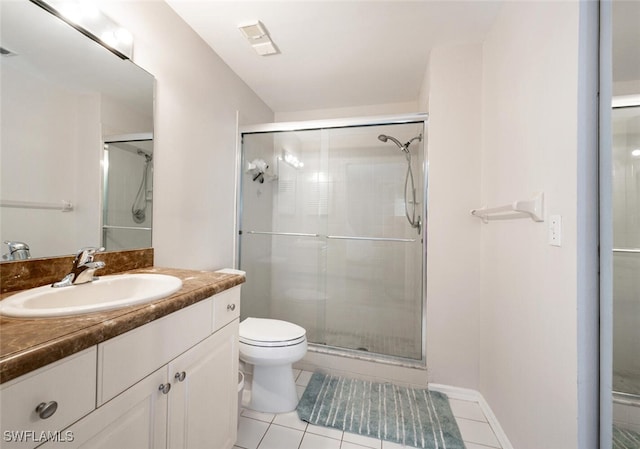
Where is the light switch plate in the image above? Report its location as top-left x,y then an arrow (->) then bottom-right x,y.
549,215 -> 562,247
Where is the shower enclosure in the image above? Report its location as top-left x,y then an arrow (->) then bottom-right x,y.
102,135 -> 153,251
237,115 -> 427,365
612,103 -> 640,434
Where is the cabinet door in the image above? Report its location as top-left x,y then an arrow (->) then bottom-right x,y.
41,367 -> 168,449
167,320 -> 239,449
0,348 -> 96,449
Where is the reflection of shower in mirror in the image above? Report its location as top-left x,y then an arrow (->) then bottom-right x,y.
102,136 -> 153,252
132,150 -> 153,223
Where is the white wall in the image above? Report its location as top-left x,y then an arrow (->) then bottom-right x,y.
275,101 -> 419,122
423,44 -> 482,389
98,0 -> 274,270
101,95 -> 153,136
478,2 -> 586,448
421,3 -> 599,447
0,64 -> 102,257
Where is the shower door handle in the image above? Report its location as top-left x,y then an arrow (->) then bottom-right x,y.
326,235 -> 416,243
243,231 -> 320,237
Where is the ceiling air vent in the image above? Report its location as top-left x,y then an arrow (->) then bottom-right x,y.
238,21 -> 279,56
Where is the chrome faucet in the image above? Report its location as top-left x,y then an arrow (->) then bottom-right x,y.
52,247 -> 106,288
2,241 -> 31,261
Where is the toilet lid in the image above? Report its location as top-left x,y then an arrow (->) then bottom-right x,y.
240,318 -> 306,347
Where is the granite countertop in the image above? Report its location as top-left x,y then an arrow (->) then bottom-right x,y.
0,267 -> 245,384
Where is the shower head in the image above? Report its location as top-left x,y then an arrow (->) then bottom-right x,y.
137,149 -> 153,162
378,134 -> 405,150
378,134 -> 423,153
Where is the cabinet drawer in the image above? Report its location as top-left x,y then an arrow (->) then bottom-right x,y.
0,347 -> 97,449
213,286 -> 240,331
97,298 -> 213,405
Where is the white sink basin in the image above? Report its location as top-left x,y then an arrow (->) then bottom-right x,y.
0,274 -> 183,318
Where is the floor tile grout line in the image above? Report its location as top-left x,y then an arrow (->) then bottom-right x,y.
454,416 -> 502,449
453,416 -> 489,424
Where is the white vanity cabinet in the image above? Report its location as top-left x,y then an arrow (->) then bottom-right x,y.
0,348 -> 97,449
167,320 -> 238,449
12,286 -> 241,449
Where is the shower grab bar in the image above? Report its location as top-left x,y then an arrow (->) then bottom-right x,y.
103,225 -> 152,231
243,231 -> 320,237
0,199 -> 73,212
326,235 -> 416,243
613,248 -> 640,254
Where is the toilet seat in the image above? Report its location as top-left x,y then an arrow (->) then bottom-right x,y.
240,317 -> 306,347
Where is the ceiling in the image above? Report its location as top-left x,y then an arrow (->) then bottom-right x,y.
165,1 -> 504,114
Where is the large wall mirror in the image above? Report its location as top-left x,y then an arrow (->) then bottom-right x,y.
0,0 -> 154,260
610,0 -> 640,446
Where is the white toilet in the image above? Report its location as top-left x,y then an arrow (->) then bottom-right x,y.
239,317 -> 307,413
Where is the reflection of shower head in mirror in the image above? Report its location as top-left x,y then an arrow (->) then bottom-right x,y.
137,149 -> 152,163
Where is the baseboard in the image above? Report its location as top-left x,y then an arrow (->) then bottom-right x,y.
429,383 -> 513,449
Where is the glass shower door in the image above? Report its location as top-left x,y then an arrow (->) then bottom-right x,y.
239,119 -> 425,362
321,125 -> 424,359
239,128 -> 329,344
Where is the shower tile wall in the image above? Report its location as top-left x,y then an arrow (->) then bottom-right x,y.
240,124 -> 424,360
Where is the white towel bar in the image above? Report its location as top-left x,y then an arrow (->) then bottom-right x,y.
471,192 -> 544,223
0,199 -> 73,212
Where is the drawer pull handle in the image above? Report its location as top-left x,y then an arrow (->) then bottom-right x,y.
227,303 -> 236,311
159,383 -> 171,394
174,371 -> 187,382
35,401 -> 58,419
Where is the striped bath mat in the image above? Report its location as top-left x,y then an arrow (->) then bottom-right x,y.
297,372 -> 465,449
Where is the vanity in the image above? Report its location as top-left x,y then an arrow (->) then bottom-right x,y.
0,251 -> 243,449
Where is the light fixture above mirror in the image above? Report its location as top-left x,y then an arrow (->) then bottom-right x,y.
30,0 -> 133,59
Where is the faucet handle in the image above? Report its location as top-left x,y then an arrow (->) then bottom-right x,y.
3,241 -> 31,260
4,241 -> 29,252
75,246 -> 105,265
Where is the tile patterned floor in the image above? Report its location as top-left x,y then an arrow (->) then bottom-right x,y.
234,370 -> 502,449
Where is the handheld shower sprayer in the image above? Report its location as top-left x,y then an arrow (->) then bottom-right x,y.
377,134 -> 422,154
377,133 -> 423,234
132,149 -> 153,223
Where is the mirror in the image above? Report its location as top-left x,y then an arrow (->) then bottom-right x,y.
0,0 -> 154,260
610,0 -> 640,444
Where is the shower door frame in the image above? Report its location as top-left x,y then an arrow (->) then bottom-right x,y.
235,113 -> 429,368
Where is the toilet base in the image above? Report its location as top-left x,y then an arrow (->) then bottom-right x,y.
249,364 -> 299,413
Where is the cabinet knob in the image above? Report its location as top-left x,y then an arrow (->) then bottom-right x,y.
158,383 -> 171,394
174,371 -> 187,382
227,303 -> 236,311
35,401 -> 58,419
